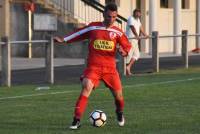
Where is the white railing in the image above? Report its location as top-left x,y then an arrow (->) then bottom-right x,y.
0,36 -> 54,87
44,0 -> 127,30
46,0 -> 98,24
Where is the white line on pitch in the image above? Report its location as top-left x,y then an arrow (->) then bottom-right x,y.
125,77 -> 200,88
0,90 -> 79,100
0,77 -> 200,101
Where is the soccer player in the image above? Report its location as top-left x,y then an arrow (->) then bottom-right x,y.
125,9 -> 149,76
54,3 -> 131,130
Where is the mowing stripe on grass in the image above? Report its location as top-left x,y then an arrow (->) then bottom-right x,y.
0,77 -> 200,101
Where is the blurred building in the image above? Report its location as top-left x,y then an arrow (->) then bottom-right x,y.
0,0 -> 200,57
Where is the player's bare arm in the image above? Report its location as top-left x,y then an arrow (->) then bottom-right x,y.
53,36 -> 64,43
130,25 -> 140,40
118,46 -> 128,57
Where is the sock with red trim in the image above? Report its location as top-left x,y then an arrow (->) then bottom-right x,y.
74,95 -> 88,119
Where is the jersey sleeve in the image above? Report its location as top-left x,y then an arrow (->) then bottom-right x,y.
117,33 -> 131,54
63,24 -> 91,43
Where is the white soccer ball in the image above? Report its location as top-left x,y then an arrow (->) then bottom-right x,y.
89,110 -> 107,127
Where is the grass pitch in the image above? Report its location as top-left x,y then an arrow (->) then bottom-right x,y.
0,68 -> 200,134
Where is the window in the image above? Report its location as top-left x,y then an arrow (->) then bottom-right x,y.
160,0 -> 189,9
160,0 -> 169,8
160,0 -> 174,8
136,0 -> 141,10
182,0 -> 189,9
105,0 -> 120,7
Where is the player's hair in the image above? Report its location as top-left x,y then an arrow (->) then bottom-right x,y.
133,9 -> 141,15
104,3 -> 118,12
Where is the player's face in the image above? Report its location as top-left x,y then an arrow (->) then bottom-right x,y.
103,10 -> 118,27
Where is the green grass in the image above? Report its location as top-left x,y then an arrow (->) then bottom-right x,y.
0,67 -> 200,134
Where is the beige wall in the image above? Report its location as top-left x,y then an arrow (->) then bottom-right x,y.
182,10 -> 196,51
118,0 -> 134,19
140,0 -> 197,53
156,1 -> 196,53
140,0 -> 149,53
158,9 -> 174,53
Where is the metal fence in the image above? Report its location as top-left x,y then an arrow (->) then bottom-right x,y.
151,30 -> 189,72
0,30 -> 199,87
117,30 -> 192,75
0,36 -> 54,87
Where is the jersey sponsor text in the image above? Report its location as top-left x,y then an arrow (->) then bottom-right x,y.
93,40 -> 114,51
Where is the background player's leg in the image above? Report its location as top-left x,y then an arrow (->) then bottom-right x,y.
126,58 -> 135,76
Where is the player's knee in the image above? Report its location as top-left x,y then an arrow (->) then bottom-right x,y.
81,81 -> 93,97
82,78 -> 94,91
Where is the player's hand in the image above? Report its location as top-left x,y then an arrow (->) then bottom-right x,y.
136,36 -> 140,40
53,36 -> 64,43
118,46 -> 127,57
144,35 -> 149,39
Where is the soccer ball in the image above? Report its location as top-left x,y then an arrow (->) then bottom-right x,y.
89,110 -> 107,127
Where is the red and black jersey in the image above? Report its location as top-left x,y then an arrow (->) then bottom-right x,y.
63,22 -> 131,68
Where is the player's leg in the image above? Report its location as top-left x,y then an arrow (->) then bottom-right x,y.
70,66 -> 101,130
103,71 -> 125,126
110,89 -> 125,127
70,78 -> 94,130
